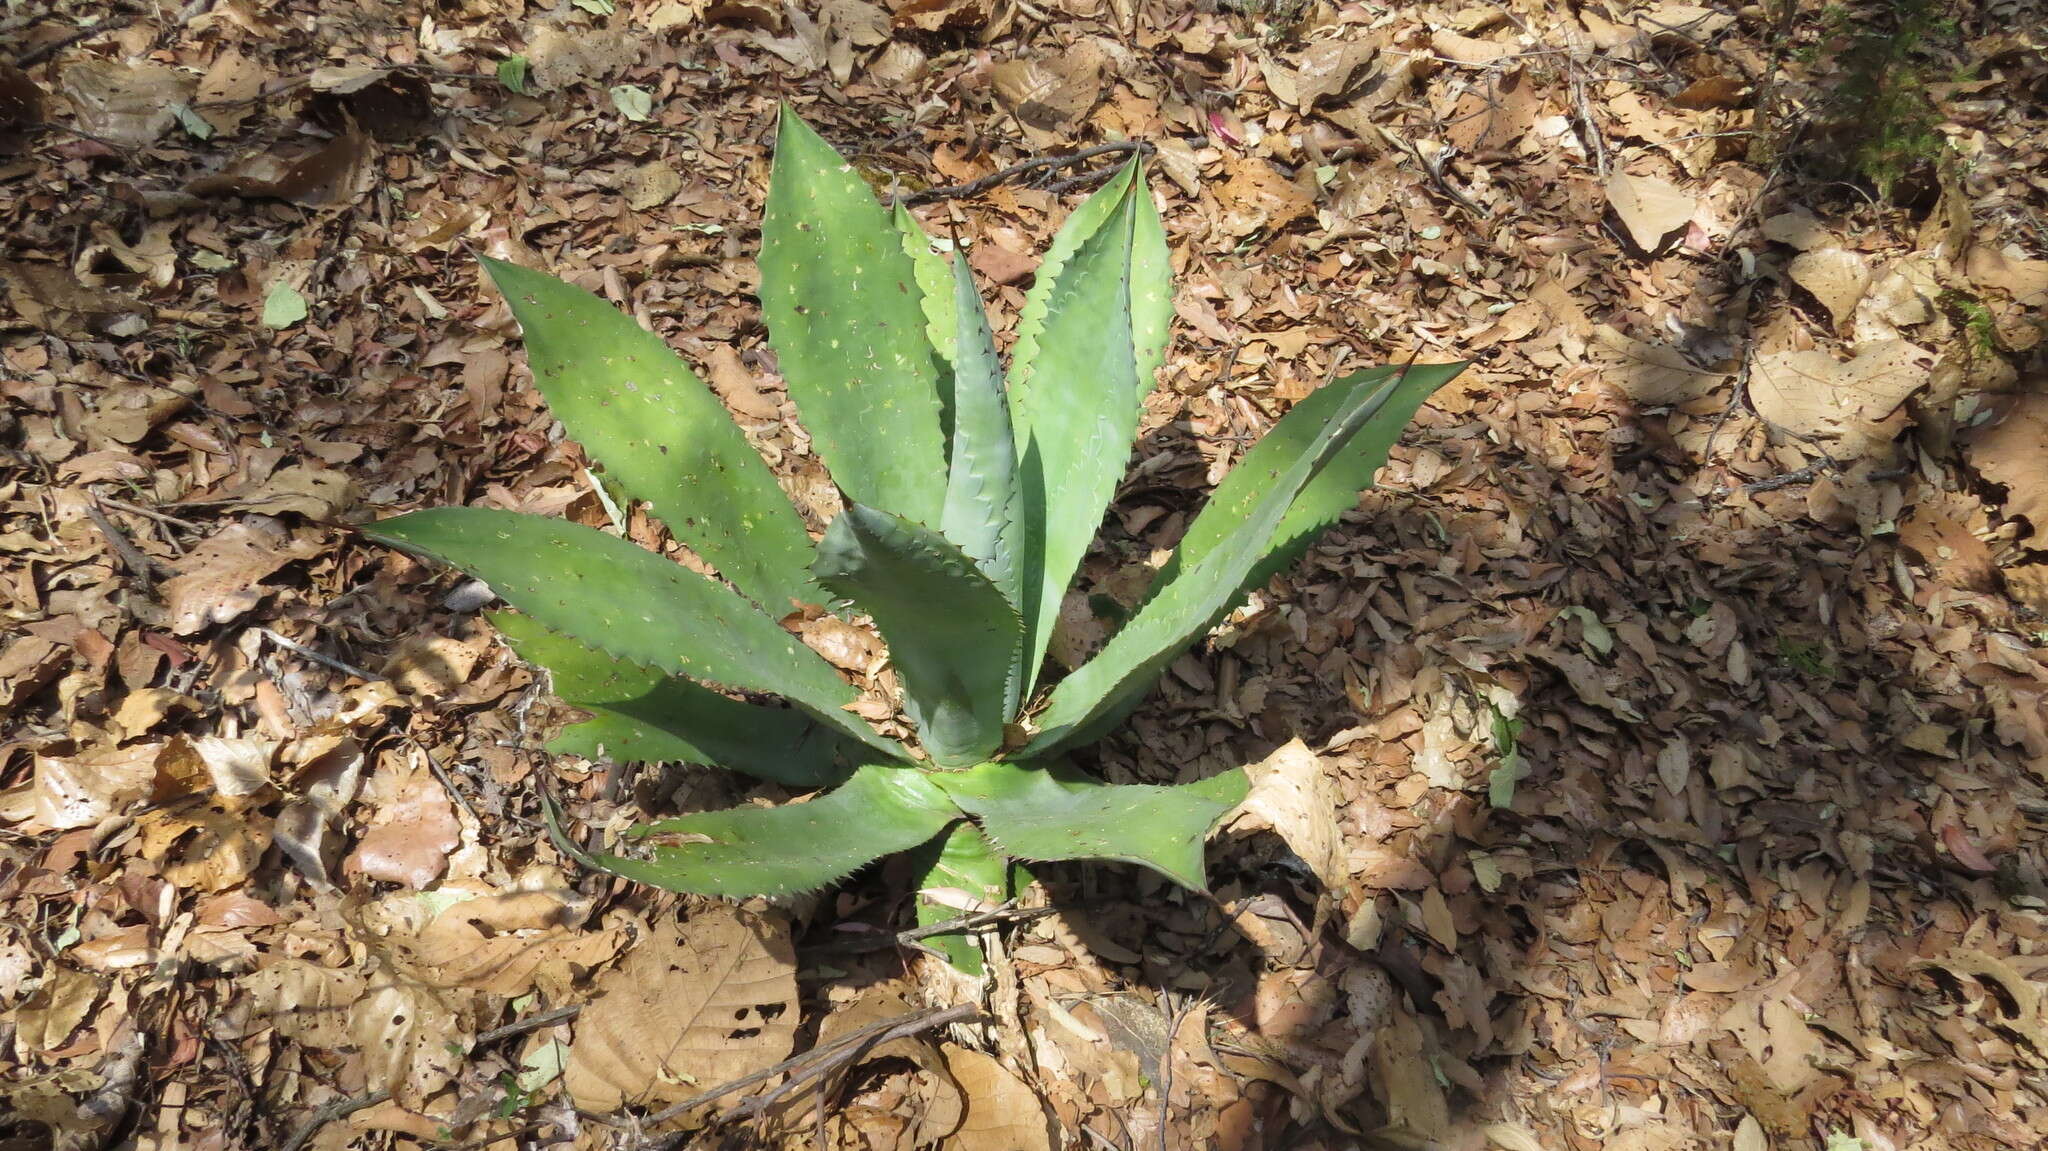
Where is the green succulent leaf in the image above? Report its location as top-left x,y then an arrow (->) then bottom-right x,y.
760,109 -> 947,524
933,761 -> 1247,892
598,764 -> 960,897
1008,166 -> 1164,697
813,505 -> 1020,767
365,507 -> 897,759
492,612 -> 851,787
907,822 -> 1017,975
894,204 -> 959,369
1024,368 -> 1420,755
477,257 -> 820,615
1155,362 -> 1466,594
937,251 -> 1020,632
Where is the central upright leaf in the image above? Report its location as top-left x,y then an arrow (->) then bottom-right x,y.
813,505 -> 1020,767
759,110 -> 948,525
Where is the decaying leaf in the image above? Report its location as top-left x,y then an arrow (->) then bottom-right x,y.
60,60 -> 194,147
1962,393 -> 2048,538
1748,340 -> 1926,455
564,904 -> 799,1112
159,518 -> 324,635
941,1044 -> 1053,1151
1605,170 -> 1696,251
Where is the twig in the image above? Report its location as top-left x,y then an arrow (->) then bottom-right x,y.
588,1002 -> 980,1141
14,14 -> 133,68
816,904 -> 1052,954
255,626 -> 378,682
85,498 -> 159,592
1741,462 -> 1831,494
280,1089 -> 390,1151
900,141 -> 1153,206
473,1004 -> 582,1049
92,494 -> 205,532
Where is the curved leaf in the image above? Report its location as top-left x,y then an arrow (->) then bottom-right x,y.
933,761 -> 1247,892
813,505 -> 1020,766
1007,172 -> 1149,698
478,257 -> 818,614
365,508 -> 897,758
760,109 -> 946,524
937,251 -> 1019,622
597,764 -> 959,897
907,822 -> 1018,974
1154,362 -> 1466,593
493,612 -> 852,786
1024,369 -> 1419,755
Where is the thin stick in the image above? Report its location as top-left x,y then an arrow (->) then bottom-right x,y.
900,141 -> 1153,206
816,904 -> 1052,954
588,1002 -> 980,1139
280,1089 -> 390,1151
93,494 -> 205,532
473,1004 -> 582,1049
255,626 -> 378,682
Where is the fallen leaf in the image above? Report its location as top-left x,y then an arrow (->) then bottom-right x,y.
991,43 -> 1106,133
60,60 -> 193,146
240,958 -> 365,1049
1898,509 -> 1999,592
1788,249 -> 1872,328
33,744 -> 158,830
1961,393 -> 2048,538
11,967 -> 101,1052
354,978 -> 468,1108
159,519 -> 323,635
1215,153 -> 1313,239
942,1044 -> 1053,1151
345,756 -> 463,889
1226,740 -> 1347,907
1589,324 -> 1730,404
194,48 -> 263,136
1606,171 -> 1696,251
564,905 -> 799,1111
704,344 -> 781,420
187,127 -> 372,206
623,160 -> 683,210
355,887 -> 623,997
1748,340 -> 1926,454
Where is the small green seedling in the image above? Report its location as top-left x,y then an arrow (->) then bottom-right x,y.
366,108 -> 1464,972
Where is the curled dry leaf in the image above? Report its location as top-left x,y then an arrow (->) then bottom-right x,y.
1962,393 -> 2048,538
940,1044 -> 1053,1151
564,904 -> 799,1112
1787,249 -> 1873,328
1605,170 -> 1696,252
1225,740 -> 1349,918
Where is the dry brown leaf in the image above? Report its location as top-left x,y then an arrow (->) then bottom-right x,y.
1288,39 -> 1380,109
1372,1004 -> 1451,1137
564,905 -> 799,1111
159,518 -> 323,635
240,958 -> 365,1049
1589,324 -> 1729,405
892,0 -> 995,34
60,60 -> 193,147
1605,170 -> 1696,251
32,744 -> 158,830
767,984 -> 965,1146
382,631 -> 490,697
345,756 -> 462,889
527,23 -> 643,90
354,978 -> 469,1108
1748,340 -> 1926,453
1965,242 -> 2048,305
138,801 -> 271,892
1962,393 -> 2048,537
1214,154 -> 1313,240
229,464 -> 358,519
941,1045 -> 1053,1151
1225,739 -> 1347,906
357,887 -> 622,998
991,43 -> 1105,133
1787,249 -> 1872,327
1760,207 -> 1830,250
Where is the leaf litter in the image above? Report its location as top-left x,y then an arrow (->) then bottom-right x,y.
3,0 -> 2047,1148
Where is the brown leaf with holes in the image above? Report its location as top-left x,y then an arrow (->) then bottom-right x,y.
564,905 -> 799,1112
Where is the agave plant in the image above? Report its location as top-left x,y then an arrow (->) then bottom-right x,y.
365,108 -> 1464,971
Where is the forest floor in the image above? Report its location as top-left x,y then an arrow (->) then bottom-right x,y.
4,0 -> 2048,1149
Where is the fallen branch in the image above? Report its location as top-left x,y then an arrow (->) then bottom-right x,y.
899,141 -> 1153,206
816,903 -> 1052,955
